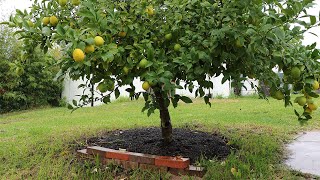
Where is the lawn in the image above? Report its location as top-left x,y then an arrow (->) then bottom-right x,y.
0,96 -> 319,179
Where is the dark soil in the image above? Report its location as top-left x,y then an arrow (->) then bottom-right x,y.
87,127 -> 230,164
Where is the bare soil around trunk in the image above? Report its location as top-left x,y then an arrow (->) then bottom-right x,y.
87,127 -> 231,164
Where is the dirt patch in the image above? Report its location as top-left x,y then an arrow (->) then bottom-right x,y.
87,127 -> 230,164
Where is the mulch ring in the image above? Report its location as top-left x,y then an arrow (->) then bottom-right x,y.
86,127 -> 231,164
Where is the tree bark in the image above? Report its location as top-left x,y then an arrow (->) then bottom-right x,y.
154,89 -> 173,144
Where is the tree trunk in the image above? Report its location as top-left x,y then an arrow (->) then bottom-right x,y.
154,89 -> 173,144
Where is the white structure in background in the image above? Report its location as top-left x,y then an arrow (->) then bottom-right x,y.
301,3 -> 320,49
63,75 -> 148,106
62,73 -> 258,105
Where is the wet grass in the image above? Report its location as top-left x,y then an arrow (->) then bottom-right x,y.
0,95 -> 319,179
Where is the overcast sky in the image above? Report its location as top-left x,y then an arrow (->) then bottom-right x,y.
0,0 -> 33,20
0,0 -> 319,46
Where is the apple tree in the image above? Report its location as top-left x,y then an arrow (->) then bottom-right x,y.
3,0 -> 320,143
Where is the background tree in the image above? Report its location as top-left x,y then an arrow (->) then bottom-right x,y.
0,25 -> 63,113
3,0 -> 320,143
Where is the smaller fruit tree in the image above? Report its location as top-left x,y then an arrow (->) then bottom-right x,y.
3,0 -> 320,143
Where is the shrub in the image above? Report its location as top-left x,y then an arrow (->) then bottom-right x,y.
0,26 -> 62,113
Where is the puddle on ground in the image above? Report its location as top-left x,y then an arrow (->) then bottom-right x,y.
285,131 -> 320,176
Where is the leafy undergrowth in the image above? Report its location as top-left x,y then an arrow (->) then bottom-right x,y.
0,96 -> 319,179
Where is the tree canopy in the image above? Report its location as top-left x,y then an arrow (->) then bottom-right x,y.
2,0 -> 320,142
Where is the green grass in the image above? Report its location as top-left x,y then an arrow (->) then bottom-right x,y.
1,96 -> 320,179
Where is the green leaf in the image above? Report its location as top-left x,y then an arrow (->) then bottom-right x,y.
44,46 -> 48,54
72,100 -> 78,106
78,42 -> 86,50
294,109 -> 300,117
115,88 -> 120,99
307,42 -> 317,50
42,27 -> 51,36
83,61 -> 91,66
273,28 -> 285,40
67,103 -> 74,110
199,88 -> 205,97
0,21 -> 10,25
107,43 -> 118,54
308,92 -> 319,98
147,107 -> 155,117
171,97 -> 178,108
310,15 -> 316,25
261,24 -> 273,32
292,26 -> 301,32
305,78 -> 315,85
141,104 -> 149,113
172,95 -> 180,108
143,92 -> 149,101
100,20 -> 108,32
295,20 -> 308,27
180,96 -> 192,103
56,24 -> 65,35
66,29 -> 75,39
103,96 -> 111,104
246,28 -> 256,36
15,9 -> 24,15
145,61 -> 153,68
204,95 -> 211,107
101,52 -> 114,62
311,49 -> 319,58
78,9 -> 95,19
147,46 -> 154,61
84,38 -> 95,45
97,83 -> 108,93
222,75 -> 229,84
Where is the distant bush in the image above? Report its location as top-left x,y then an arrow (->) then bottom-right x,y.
0,26 -> 62,113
